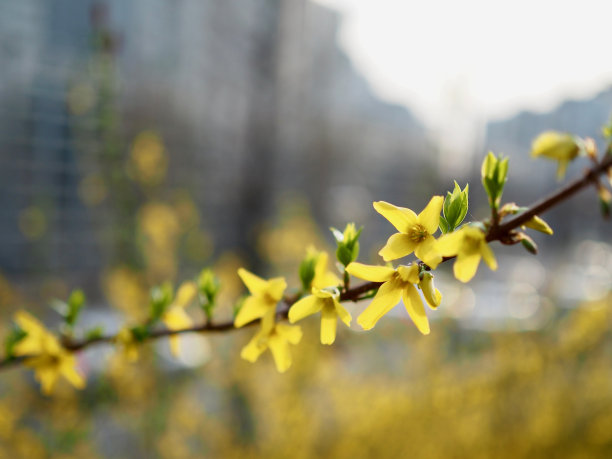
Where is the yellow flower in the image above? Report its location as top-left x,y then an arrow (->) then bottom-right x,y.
312,250 -> 340,289
436,226 -> 497,282
345,263 -> 441,334
234,269 -> 287,328
240,320 -> 302,373
161,281 -> 197,356
114,327 -> 140,362
288,287 -> 351,345
531,131 -> 580,180
374,196 -> 443,267
13,311 -> 85,395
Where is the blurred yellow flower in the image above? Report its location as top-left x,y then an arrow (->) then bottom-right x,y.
234,269 -> 286,328
374,196 -> 443,267
531,131 -> 580,180
436,226 -> 497,283
346,263 -> 438,334
161,281 -> 197,356
241,320 -> 302,373
289,287 -> 351,345
114,327 -> 140,362
13,311 -> 85,395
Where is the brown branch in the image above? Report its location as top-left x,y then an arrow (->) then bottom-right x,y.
2,154 -> 611,371
487,153 -> 612,241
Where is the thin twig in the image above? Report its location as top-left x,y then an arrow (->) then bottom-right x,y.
2,155 -> 611,371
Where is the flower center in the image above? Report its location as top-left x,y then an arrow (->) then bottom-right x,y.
408,224 -> 428,242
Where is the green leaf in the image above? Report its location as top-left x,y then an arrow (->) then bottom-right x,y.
439,216 -> 449,234
336,245 -> 353,267
4,326 -> 27,358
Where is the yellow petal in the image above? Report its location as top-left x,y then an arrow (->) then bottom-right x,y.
435,231 -> 464,257
288,295 -> 323,323
234,296 -> 271,328
345,262 -> 395,282
237,268 -> 268,295
479,241 -> 498,271
378,233 -> 417,261
453,252 -> 481,283
14,311 -> 45,335
402,284 -> 430,335
334,299 -> 352,327
312,252 -> 340,289
414,235 -> 442,268
240,331 -> 267,363
268,334 -> 292,373
312,288 -> 335,299
163,307 -> 193,330
60,357 -> 86,389
266,277 -> 287,301
417,196 -> 444,235
320,304 -> 338,345
276,324 -> 303,345
37,366 -> 59,395
174,281 -> 197,308
357,279 -> 403,330
396,264 -> 420,284
373,201 -> 417,233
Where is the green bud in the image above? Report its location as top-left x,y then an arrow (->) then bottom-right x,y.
66,289 -> 85,327
522,215 -> 553,235
518,233 -> 538,255
330,223 -> 363,267
481,152 -> 509,210
85,326 -> 105,341
441,181 -> 469,233
198,269 -> 220,305
150,281 -> 174,321
299,250 -> 318,292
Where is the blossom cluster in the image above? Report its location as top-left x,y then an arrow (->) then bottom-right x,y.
7,125 -> 612,391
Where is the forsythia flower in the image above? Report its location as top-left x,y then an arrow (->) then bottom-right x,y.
312,250 -> 340,289
288,287 -> 351,345
345,262 -> 441,334
161,281 -> 197,356
436,226 -> 497,282
234,268 -> 287,328
374,197 -> 443,267
13,311 -> 85,395
290,250 -> 348,344
114,327 -> 140,362
531,131 -> 580,180
241,320 -> 302,373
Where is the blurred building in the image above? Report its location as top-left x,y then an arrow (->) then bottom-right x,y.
0,0 -> 432,284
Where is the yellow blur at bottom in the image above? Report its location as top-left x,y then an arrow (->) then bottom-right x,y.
2,294 -> 612,458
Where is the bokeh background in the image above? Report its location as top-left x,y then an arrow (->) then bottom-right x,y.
1,1 -> 612,457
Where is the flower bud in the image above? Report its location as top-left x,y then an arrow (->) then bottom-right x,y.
419,271 -> 442,309
522,215 -> 553,235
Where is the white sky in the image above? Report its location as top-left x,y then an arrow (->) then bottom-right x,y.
315,0 -> 612,136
